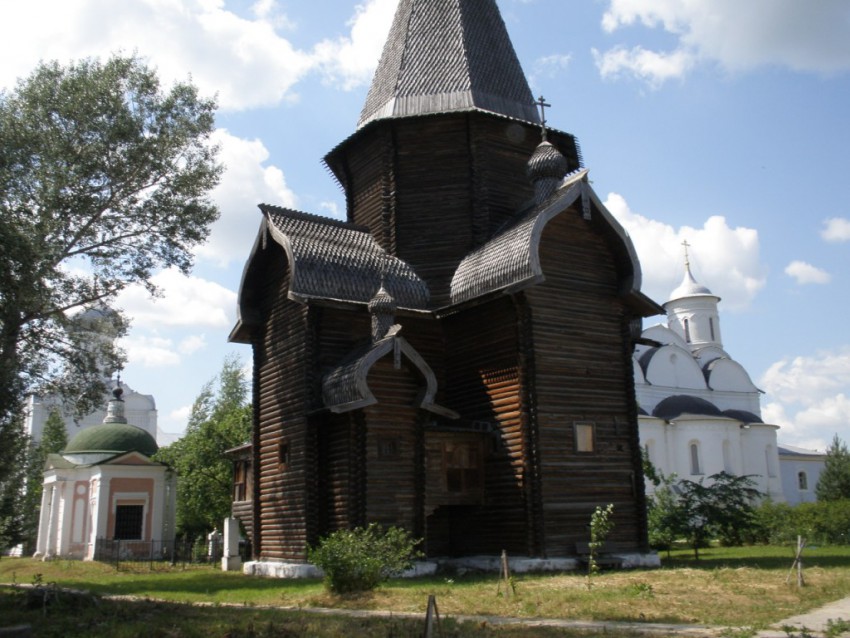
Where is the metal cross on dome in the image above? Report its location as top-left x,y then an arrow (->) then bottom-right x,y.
681,239 -> 692,267
536,95 -> 551,141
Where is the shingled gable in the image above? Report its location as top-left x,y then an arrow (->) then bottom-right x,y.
359,0 -> 540,128
322,331 -> 458,418
450,169 -> 661,315
230,205 -> 430,342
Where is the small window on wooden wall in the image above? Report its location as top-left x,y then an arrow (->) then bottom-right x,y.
574,422 -> 595,453
278,441 -> 290,467
443,441 -> 482,493
377,437 -> 400,460
233,460 -> 251,502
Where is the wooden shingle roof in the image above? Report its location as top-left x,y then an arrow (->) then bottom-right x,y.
358,0 -> 540,128
262,205 -> 429,309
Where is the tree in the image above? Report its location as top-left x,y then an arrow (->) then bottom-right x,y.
155,357 -> 251,539
676,472 -> 762,559
0,55 -> 221,483
815,434 -> 850,502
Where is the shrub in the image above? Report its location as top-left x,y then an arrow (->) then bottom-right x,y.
308,524 -> 422,593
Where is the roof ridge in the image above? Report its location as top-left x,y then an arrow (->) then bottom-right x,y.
259,203 -> 370,233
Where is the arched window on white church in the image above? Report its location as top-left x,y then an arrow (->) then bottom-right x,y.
689,442 -> 702,475
709,318 -> 716,341
798,471 -> 809,491
684,318 -> 691,343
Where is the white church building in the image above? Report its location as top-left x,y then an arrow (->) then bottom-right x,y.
634,253 -> 785,500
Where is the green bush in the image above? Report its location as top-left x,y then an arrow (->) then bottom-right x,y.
750,499 -> 850,546
308,524 -> 422,593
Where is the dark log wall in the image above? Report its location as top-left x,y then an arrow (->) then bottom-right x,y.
253,245 -> 313,562
443,298 -> 531,555
362,358 -> 422,532
525,206 -> 644,555
331,114 -> 580,305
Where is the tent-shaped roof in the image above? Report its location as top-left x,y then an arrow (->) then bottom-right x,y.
359,0 -> 540,128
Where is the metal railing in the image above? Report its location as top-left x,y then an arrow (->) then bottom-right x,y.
93,538 -> 222,570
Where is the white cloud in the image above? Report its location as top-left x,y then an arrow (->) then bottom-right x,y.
822,217 -> 850,243
597,0 -> 850,86
318,200 -> 344,221
115,268 -> 237,329
785,260 -> 831,285
178,334 -> 208,355
530,54 -> 573,89
196,129 -> 297,267
593,46 -> 694,88
761,348 -> 850,408
604,193 -> 766,310
0,0 -> 316,110
0,0 -> 399,109
760,347 -> 850,450
311,0 -> 398,90
120,334 -> 181,367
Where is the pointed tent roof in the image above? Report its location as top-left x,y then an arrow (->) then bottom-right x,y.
358,0 -> 540,128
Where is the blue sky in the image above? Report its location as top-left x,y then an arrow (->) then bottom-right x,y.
3,0 -> 849,450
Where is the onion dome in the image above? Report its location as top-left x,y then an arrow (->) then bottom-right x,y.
64,422 -> 159,458
527,141 -> 567,204
63,382 -> 158,461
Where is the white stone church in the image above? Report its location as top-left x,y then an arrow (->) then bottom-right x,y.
634,253 -> 785,500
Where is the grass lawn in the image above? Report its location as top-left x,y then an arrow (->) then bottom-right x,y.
2,545 -> 849,636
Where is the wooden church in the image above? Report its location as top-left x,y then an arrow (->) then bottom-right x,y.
229,0 -> 662,565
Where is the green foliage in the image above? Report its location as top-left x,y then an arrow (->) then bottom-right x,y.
750,498 -> 850,546
0,54 -> 221,489
587,504 -> 615,584
816,435 -> 850,502
308,524 -> 422,593
0,417 -> 28,551
154,356 -> 250,539
646,471 -> 682,552
676,472 -> 762,557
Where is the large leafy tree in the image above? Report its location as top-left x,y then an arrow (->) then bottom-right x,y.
815,434 -> 850,501
0,55 -> 221,468
155,357 -> 251,540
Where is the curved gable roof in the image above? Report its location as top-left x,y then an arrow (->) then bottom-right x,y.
449,170 -> 660,315
322,334 -> 457,418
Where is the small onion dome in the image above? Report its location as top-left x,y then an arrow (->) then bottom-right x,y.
527,141 -> 567,204
368,284 -> 397,315
64,422 -> 159,458
369,284 -> 397,342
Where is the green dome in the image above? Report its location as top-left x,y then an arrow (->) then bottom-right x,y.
64,423 -> 159,457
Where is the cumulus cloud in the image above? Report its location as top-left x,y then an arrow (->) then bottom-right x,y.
785,260 -> 831,285
311,0 -> 398,90
593,46 -> 694,87
603,193 -> 766,310
0,0 -> 395,109
120,334 -> 181,367
760,347 -> 850,450
597,0 -> 850,86
196,129 -> 297,267
822,217 -> 850,243
115,268 -> 237,329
